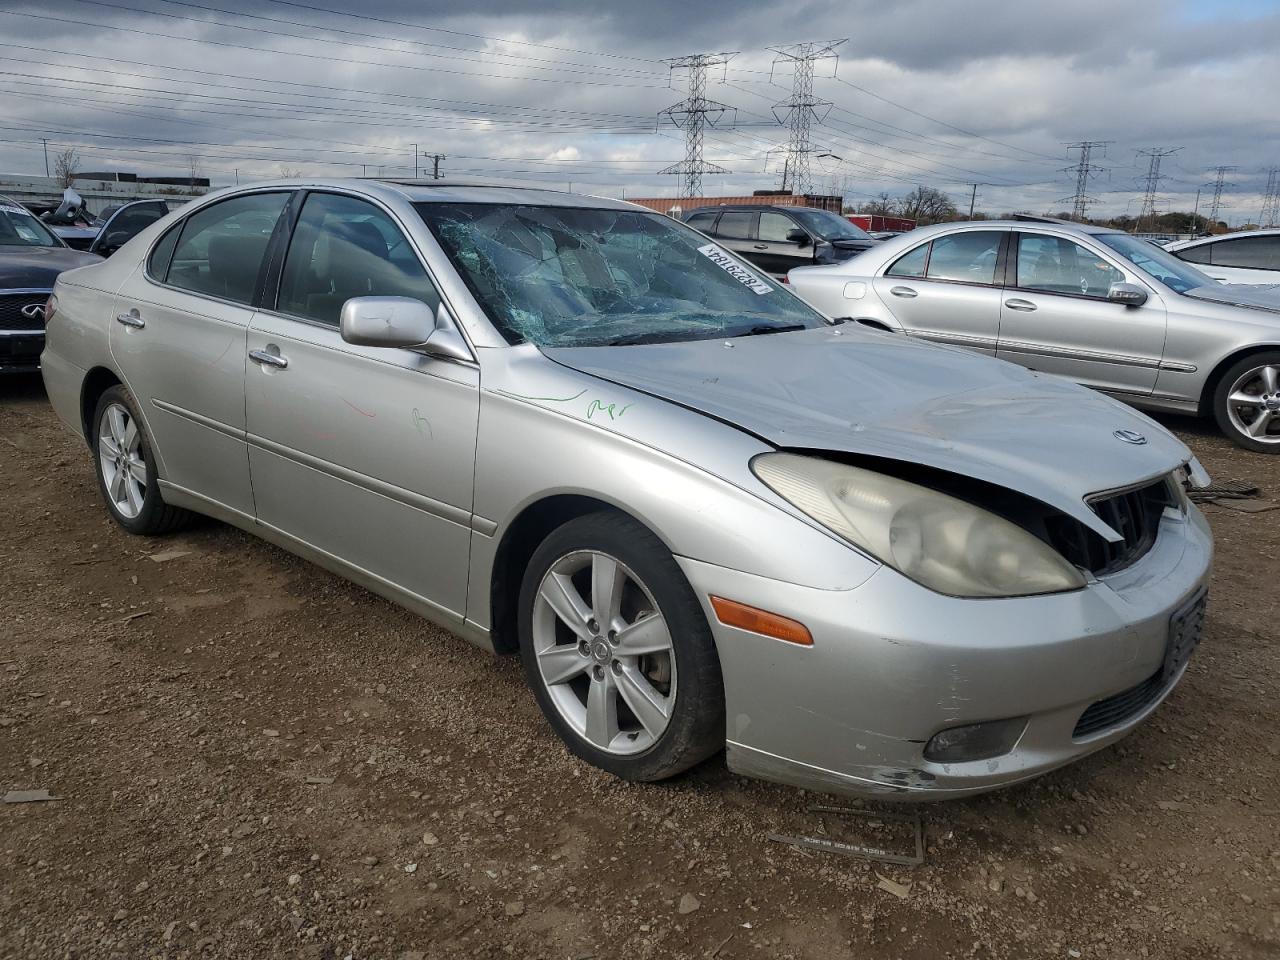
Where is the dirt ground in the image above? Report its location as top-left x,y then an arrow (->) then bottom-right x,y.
1,371 -> 1277,960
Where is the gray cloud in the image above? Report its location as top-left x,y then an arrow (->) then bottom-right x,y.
0,0 -> 1276,221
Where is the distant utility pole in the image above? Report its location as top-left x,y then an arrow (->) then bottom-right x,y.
657,52 -> 738,198
962,182 -> 992,219
1258,167 -> 1279,228
41,138 -> 49,177
412,142 -> 419,179
1061,140 -> 1111,221
768,39 -> 845,195
1133,146 -> 1180,233
1206,165 -> 1236,225
422,153 -> 445,180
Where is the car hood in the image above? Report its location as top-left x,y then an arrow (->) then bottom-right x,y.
1183,282 -> 1280,313
543,327 -> 1193,542
0,245 -> 102,288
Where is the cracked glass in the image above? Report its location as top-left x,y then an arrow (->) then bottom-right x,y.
416,203 -> 826,347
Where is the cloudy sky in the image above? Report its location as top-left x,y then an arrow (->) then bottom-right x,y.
1,0 -> 1277,221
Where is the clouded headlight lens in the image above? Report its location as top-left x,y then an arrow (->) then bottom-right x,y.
752,453 -> 1087,598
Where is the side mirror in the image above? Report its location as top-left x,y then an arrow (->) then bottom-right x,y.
1107,282 -> 1148,307
339,296 -> 474,362
785,228 -> 810,246
91,229 -> 130,257
340,296 -> 437,349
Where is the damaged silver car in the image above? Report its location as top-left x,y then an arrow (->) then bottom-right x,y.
42,180 -> 1213,799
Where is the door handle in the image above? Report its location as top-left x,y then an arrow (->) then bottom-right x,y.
115,310 -> 145,329
889,286 -> 918,298
753,243 -> 768,250
249,348 -> 288,369
1004,298 -> 1037,312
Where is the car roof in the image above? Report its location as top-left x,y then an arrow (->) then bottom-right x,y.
367,179 -> 638,210
1171,228 -> 1280,247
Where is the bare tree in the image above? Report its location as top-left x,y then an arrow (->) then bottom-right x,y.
185,153 -> 203,184
895,186 -> 958,225
277,165 -> 303,179
860,192 -> 898,217
53,147 -> 80,189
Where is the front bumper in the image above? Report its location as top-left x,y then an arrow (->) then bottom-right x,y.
0,331 -> 44,372
678,503 -> 1213,800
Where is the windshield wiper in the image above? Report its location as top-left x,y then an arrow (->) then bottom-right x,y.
738,324 -> 807,337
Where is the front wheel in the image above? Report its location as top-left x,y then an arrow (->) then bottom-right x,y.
92,385 -> 192,534
1213,352 -> 1280,453
517,512 -> 724,782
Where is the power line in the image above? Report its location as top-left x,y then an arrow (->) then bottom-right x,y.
1206,165 -> 1236,224
657,53 -> 738,198
1061,141 -> 1111,220
1133,147 -> 1179,232
767,40 -> 844,195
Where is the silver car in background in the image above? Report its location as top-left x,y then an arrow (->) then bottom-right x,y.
788,216 -> 1280,452
1166,228 -> 1280,285
42,181 -> 1212,799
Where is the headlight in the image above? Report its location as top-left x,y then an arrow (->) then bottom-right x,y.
752,453 -> 1087,598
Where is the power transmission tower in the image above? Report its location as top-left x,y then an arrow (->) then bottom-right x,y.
767,39 -> 845,195
1258,167 -> 1279,228
1205,165 -> 1236,225
1061,141 -> 1110,221
1133,147 -> 1179,233
657,53 -> 738,198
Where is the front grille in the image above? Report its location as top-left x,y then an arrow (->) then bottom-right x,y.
1073,670 -> 1164,738
0,292 -> 50,332
1045,478 -> 1173,576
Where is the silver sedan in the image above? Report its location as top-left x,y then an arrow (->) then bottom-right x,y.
42,181 -> 1212,799
788,216 -> 1280,453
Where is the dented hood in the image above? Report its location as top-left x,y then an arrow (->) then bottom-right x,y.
543,327 -> 1192,541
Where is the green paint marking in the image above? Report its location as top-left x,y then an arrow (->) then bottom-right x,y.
586,399 -> 633,421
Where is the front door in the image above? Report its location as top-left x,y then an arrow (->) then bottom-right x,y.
871,229 -> 1007,355
109,190 -> 292,518
244,191 -> 479,618
996,232 -> 1166,396
755,210 -> 815,277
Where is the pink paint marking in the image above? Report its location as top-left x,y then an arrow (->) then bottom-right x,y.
340,397 -> 376,418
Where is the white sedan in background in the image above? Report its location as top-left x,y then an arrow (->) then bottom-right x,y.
1166,229 -> 1280,284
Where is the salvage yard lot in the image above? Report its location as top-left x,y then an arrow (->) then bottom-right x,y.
1,374 -> 1277,960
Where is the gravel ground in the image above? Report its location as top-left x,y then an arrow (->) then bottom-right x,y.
2,372 -> 1278,960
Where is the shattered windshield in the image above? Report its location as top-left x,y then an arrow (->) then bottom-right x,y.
415,203 -> 826,347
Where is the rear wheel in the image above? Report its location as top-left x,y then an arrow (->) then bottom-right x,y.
517,512 -> 724,782
92,385 -> 192,534
1213,352 -> 1280,453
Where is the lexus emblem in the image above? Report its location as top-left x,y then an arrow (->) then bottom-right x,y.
1113,429 -> 1147,445
20,302 -> 45,320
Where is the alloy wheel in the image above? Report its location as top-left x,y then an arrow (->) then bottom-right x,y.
1225,364 -> 1280,444
98,402 -> 148,518
531,550 -> 677,755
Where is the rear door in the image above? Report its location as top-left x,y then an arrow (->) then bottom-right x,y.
708,210 -> 760,268
755,210 -> 816,277
996,231 -> 1166,395
109,190 -> 292,518
870,228 -> 1007,355
244,190 -> 478,618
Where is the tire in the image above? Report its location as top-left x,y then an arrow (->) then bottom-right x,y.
517,511 -> 724,782
91,385 -> 192,535
1212,351 -> 1280,453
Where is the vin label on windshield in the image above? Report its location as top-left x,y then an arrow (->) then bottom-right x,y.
697,243 -> 772,295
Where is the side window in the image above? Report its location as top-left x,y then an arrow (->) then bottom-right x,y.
685,211 -> 718,232
758,211 -> 799,243
107,202 -> 167,240
925,231 -> 1002,284
1175,243 -> 1213,265
147,223 -> 181,279
167,192 -> 290,305
1016,234 -> 1123,298
277,192 -> 440,327
886,243 -> 929,278
1208,235 -> 1280,270
714,211 -> 754,240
